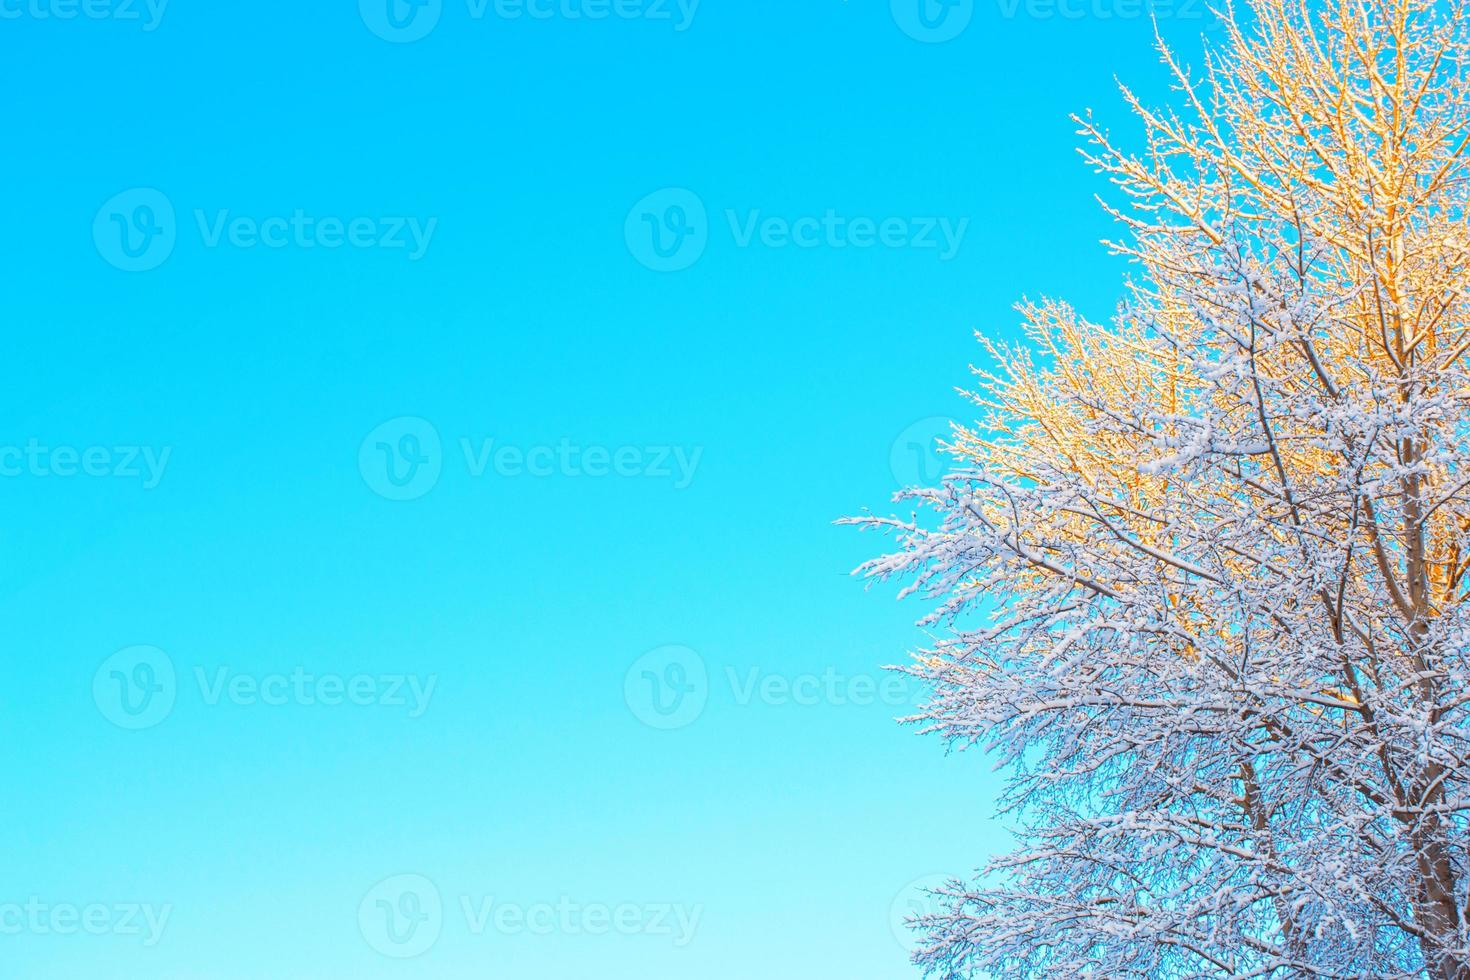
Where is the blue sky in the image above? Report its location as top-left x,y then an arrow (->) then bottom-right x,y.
2,3 -> 1214,977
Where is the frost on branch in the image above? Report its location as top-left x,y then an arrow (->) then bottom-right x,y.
847,1 -> 1470,976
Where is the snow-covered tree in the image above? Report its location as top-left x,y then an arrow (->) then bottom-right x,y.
849,1 -> 1470,976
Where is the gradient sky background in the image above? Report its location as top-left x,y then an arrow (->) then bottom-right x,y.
3,3 -> 1217,977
